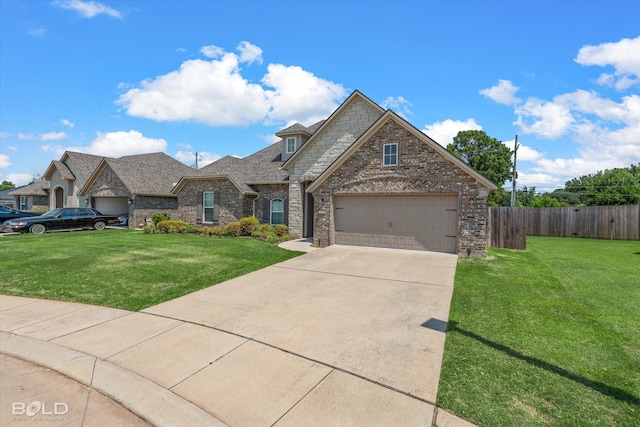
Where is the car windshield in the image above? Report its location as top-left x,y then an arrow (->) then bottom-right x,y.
42,208 -> 65,217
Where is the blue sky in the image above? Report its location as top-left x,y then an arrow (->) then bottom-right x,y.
1,0 -> 639,192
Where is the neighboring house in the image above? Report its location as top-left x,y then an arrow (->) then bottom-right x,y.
43,151 -> 104,210
9,181 -> 50,212
1,188 -> 17,207
78,152 -> 196,227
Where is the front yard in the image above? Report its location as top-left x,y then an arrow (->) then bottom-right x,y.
438,237 -> 640,426
0,230 -> 303,310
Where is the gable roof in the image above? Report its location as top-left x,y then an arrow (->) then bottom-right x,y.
44,151 -> 104,182
80,152 -> 195,197
307,110 -> 498,193
281,90 -> 385,171
9,180 -> 50,196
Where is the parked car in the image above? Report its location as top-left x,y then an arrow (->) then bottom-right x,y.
0,204 -> 41,222
1,207 -> 120,234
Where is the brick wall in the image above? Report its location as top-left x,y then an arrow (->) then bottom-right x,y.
287,97 -> 383,237
311,118 -> 492,255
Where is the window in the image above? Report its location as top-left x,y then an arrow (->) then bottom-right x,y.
19,196 -> 27,210
203,192 -> 214,223
286,137 -> 296,153
270,199 -> 284,225
383,143 -> 398,166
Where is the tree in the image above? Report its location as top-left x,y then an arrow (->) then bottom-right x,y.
530,195 -> 563,207
0,180 -> 15,191
447,130 -> 513,186
565,166 -> 640,206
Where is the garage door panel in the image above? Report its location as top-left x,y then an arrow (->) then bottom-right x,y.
334,195 -> 458,253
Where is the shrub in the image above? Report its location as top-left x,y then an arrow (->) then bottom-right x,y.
156,219 -> 189,234
274,224 -> 288,237
239,216 -> 260,236
224,221 -> 241,237
152,213 -> 171,225
142,223 -> 157,234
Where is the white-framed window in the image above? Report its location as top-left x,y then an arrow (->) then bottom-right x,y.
383,143 -> 398,166
270,198 -> 284,225
286,137 -> 296,153
203,191 -> 215,223
19,196 -> 27,210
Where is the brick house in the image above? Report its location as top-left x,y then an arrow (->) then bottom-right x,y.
8,180 -> 50,212
78,152 -> 195,227
179,90 -> 496,255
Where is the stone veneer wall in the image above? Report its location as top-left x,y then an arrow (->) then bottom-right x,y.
311,118 -> 492,256
287,98 -> 383,238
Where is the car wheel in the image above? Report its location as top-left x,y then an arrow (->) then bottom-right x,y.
30,224 -> 46,234
93,221 -> 106,231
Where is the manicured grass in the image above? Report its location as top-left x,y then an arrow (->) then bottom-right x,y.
0,229 -> 303,311
438,237 -> 640,426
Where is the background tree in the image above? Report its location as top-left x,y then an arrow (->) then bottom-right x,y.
0,180 -> 15,191
447,130 -> 513,186
565,165 -> 640,205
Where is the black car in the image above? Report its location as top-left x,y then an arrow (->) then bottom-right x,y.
0,204 -> 41,221
2,207 -> 120,234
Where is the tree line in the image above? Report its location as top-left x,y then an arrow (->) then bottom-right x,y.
446,130 -> 640,207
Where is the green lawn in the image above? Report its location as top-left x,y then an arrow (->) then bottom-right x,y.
0,230 -> 303,311
438,236 -> 640,426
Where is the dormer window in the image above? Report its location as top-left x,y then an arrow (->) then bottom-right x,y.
286,137 -> 297,153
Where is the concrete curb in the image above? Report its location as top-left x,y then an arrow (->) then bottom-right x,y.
0,331 -> 227,426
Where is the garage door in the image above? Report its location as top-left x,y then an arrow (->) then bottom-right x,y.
93,197 -> 128,215
334,195 -> 458,253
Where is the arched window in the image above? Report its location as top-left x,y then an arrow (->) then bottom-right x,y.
270,199 -> 284,225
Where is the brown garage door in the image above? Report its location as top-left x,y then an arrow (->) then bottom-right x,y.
334,195 -> 458,253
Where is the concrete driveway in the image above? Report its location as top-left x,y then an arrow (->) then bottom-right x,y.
1,245 -> 465,426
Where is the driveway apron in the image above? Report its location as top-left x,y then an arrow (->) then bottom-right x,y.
144,245 -> 457,405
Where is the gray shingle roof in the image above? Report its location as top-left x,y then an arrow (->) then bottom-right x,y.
63,152 -> 104,183
9,180 -> 50,196
104,152 -> 195,196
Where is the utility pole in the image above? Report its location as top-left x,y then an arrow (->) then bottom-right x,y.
511,135 -> 519,207
195,152 -> 201,169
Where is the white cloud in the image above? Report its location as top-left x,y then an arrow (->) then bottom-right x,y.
8,146 -> 17,152
63,130 -> 168,157
480,80 -> 521,105
60,119 -> 74,128
28,27 -> 46,37
515,171 -> 567,193
52,0 -> 122,19
514,97 -> 574,139
0,132 -> 12,138
516,144 -> 543,162
117,42 -> 346,127
17,133 -> 36,140
41,132 -> 68,141
0,154 -> 11,168
5,173 -> 34,187
380,96 -> 413,118
262,64 -> 346,125
575,36 -> 640,89
422,118 -> 482,147
174,150 -> 221,168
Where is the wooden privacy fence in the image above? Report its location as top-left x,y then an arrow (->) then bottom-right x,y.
488,205 -> 640,249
